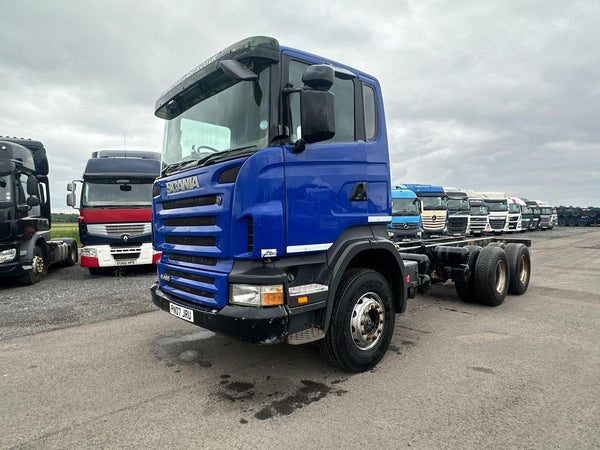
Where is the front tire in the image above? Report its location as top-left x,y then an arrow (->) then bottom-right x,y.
20,245 -> 46,285
319,269 -> 395,372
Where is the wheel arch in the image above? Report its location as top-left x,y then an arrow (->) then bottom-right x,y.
324,237 -> 407,332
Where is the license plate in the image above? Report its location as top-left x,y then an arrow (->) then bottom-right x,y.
116,259 -> 136,266
169,303 -> 194,322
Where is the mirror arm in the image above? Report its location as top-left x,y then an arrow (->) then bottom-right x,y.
292,139 -> 306,154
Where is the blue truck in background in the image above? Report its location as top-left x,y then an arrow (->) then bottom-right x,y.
388,186 -> 422,240
150,36 -> 533,372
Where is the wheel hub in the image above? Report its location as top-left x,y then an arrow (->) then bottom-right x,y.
32,255 -> 44,274
495,260 -> 507,294
350,292 -> 385,351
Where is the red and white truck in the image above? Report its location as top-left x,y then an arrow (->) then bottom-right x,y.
67,150 -> 161,274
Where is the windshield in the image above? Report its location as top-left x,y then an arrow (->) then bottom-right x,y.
470,205 -> 489,215
522,206 -> 532,215
421,195 -> 447,211
161,65 -> 270,171
532,208 -> 541,215
447,198 -> 469,212
82,181 -> 153,208
508,203 -> 521,213
541,207 -> 552,214
486,200 -> 508,212
392,198 -> 420,216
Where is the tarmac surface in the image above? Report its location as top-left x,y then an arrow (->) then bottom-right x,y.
1,227 -> 599,449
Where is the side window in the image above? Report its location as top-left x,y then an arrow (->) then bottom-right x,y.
363,83 -> 377,141
18,175 -> 41,217
288,60 -> 355,143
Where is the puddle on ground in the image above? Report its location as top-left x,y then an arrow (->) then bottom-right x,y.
152,330 -> 216,369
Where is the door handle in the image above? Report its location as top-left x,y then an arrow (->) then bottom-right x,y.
349,182 -> 368,201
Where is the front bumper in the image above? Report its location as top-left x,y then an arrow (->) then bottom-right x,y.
81,243 -> 160,268
151,283 -> 289,344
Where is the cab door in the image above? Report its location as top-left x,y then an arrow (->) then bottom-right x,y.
281,52 -> 368,255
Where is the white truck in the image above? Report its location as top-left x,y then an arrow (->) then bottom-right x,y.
506,196 -> 524,232
467,191 -> 509,234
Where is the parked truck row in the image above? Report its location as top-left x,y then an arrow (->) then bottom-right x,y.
556,206 -> 600,227
388,185 -> 558,241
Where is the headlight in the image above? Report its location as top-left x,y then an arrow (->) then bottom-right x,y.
80,247 -> 97,258
230,284 -> 284,307
0,248 -> 17,263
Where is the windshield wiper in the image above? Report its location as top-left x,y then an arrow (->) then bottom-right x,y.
162,145 -> 258,177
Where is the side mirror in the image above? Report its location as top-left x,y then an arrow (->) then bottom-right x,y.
67,182 -> 75,192
299,64 -> 336,145
27,196 -> 40,207
27,176 -> 39,196
66,192 -> 76,208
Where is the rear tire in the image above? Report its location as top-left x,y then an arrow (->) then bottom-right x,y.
319,268 -> 395,372
505,243 -> 531,295
455,246 -> 481,303
65,242 -> 78,266
474,246 -> 509,306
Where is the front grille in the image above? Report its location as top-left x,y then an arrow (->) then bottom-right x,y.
168,253 -> 217,266
87,222 -> 151,237
162,195 -> 217,210
165,236 -> 216,246
163,216 -> 216,227
448,217 -> 468,234
470,217 -> 487,230
489,219 -> 506,230
109,245 -> 142,259
165,281 -> 215,299
166,268 -> 213,285
422,215 -> 445,230
392,222 -> 418,230
113,252 -> 140,260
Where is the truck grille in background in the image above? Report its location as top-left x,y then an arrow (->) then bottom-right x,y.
448,217 -> 468,234
87,223 -> 151,237
392,222 -> 418,230
489,218 -> 506,230
508,216 -> 519,229
162,195 -> 217,210
110,244 -> 142,259
422,215 -> 445,230
470,217 -> 487,230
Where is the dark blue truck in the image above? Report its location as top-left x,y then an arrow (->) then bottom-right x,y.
150,37 -> 533,371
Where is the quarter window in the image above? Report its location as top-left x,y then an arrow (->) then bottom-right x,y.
363,83 -> 377,141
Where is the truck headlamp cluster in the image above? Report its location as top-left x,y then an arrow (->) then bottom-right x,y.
0,248 -> 17,264
80,247 -> 97,258
230,284 -> 284,307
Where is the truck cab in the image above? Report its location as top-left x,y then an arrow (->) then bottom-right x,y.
67,150 -> 161,274
0,138 -> 77,284
466,198 -> 491,235
537,201 -> 553,230
523,199 -> 541,230
388,185 -> 422,240
506,196 -> 523,232
444,187 -> 470,235
469,191 -> 509,234
403,184 -> 447,238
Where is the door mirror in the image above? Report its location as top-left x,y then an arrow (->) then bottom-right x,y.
27,196 -> 40,207
27,176 -> 39,196
66,192 -> 76,208
299,64 -> 336,145
67,182 -> 75,192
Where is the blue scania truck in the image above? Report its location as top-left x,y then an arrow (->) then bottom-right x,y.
150,37 -> 533,372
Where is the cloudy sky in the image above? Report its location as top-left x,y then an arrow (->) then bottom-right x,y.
1,0 -> 598,210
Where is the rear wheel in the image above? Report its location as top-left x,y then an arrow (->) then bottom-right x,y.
505,243 -> 531,295
319,268 -> 395,372
474,245 -> 509,306
455,245 -> 481,303
20,245 -> 46,285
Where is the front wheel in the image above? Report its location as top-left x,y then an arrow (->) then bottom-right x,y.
319,269 -> 395,372
20,245 -> 46,285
